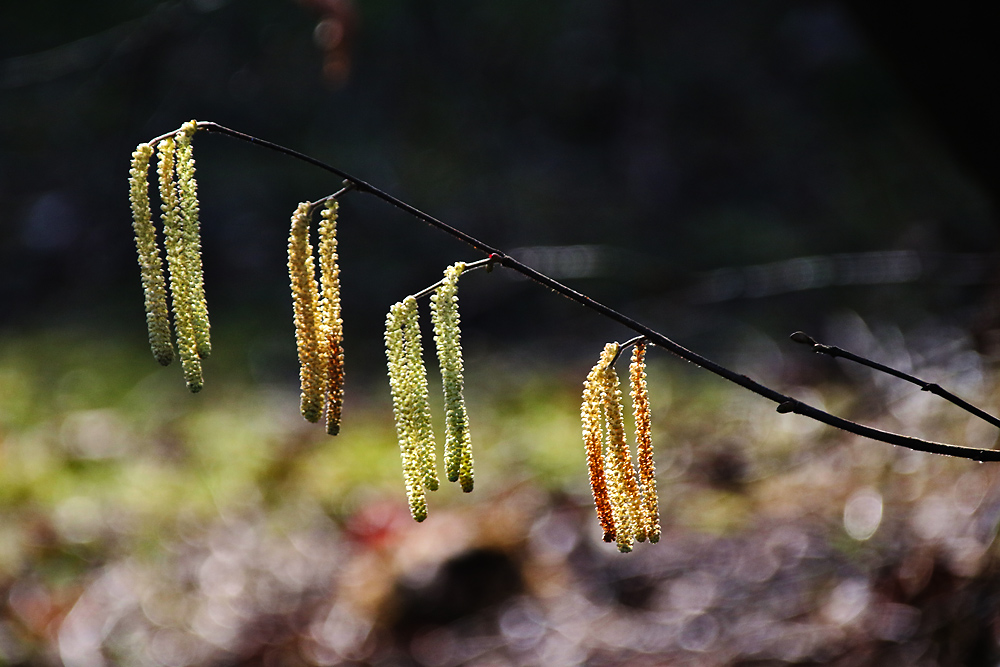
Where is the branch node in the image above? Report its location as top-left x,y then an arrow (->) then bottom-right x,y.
776,401 -> 797,414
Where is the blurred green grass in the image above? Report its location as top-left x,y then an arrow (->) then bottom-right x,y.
4,325 -> 996,570
5,326 -> 1000,664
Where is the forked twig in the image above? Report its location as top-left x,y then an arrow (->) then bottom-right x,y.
790,331 -> 1000,430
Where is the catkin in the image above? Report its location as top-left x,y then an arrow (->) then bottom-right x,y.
385,298 -> 438,521
385,302 -> 426,520
158,137 -> 203,392
601,349 -> 645,552
431,262 -> 473,492
130,142 -> 174,367
175,120 -> 211,360
288,202 -> 325,422
319,199 -> 345,435
401,297 -> 439,493
583,353 -> 615,542
630,342 -> 659,543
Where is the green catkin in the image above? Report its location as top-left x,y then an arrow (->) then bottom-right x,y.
288,202 -> 326,422
385,302 -> 426,520
431,262 -> 473,492
158,137 -> 203,392
583,351 -> 616,542
130,142 -> 174,367
401,297 -> 439,493
175,120 -> 211,359
385,299 -> 436,521
319,199 -> 345,435
631,342 -> 660,543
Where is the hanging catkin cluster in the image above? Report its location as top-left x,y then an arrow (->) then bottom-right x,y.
129,120 -> 210,392
288,199 -> 346,434
582,341 -> 659,552
385,263 -> 474,521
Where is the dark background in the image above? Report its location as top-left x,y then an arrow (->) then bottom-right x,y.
2,0 -> 997,376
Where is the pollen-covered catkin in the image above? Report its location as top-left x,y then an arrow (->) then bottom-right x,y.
158,137 -> 203,392
175,120 -> 211,360
288,202 -> 326,422
319,199 -> 344,435
631,342 -> 659,543
583,352 -> 615,542
385,298 -> 437,521
401,296 -> 439,493
130,142 -> 174,367
431,262 -> 473,492
385,301 -> 426,520
600,346 -> 645,552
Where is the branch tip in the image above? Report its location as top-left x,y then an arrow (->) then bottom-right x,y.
789,331 -> 816,346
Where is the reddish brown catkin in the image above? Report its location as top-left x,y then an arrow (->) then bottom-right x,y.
583,346 -> 617,542
631,342 -> 659,543
601,354 -> 645,552
319,199 -> 344,435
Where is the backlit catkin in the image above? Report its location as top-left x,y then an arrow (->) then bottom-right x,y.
630,342 -> 659,543
288,202 -> 325,422
401,296 -> 439,494
158,137 -> 203,392
583,349 -> 616,542
601,348 -> 645,552
431,262 -> 473,492
130,142 -> 173,367
175,120 -> 211,360
385,297 -> 438,521
319,199 -> 344,435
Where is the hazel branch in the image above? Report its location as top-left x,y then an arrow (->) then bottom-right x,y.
190,122 -> 1000,463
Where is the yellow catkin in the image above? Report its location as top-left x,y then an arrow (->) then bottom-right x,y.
130,142 -> 174,367
583,354 -> 615,542
158,137 -> 203,392
431,262 -> 473,492
175,120 -> 211,360
288,202 -> 325,422
631,342 -> 659,543
601,348 -> 645,552
385,301 -> 428,521
319,199 -> 344,435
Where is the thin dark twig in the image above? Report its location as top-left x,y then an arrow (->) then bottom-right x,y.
193,122 -> 1000,462
790,331 -> 1000,430
410,257 -> 495,300
607,336 -> 647,367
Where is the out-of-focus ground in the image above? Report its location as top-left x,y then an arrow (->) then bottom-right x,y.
3,317 -> 1000,666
